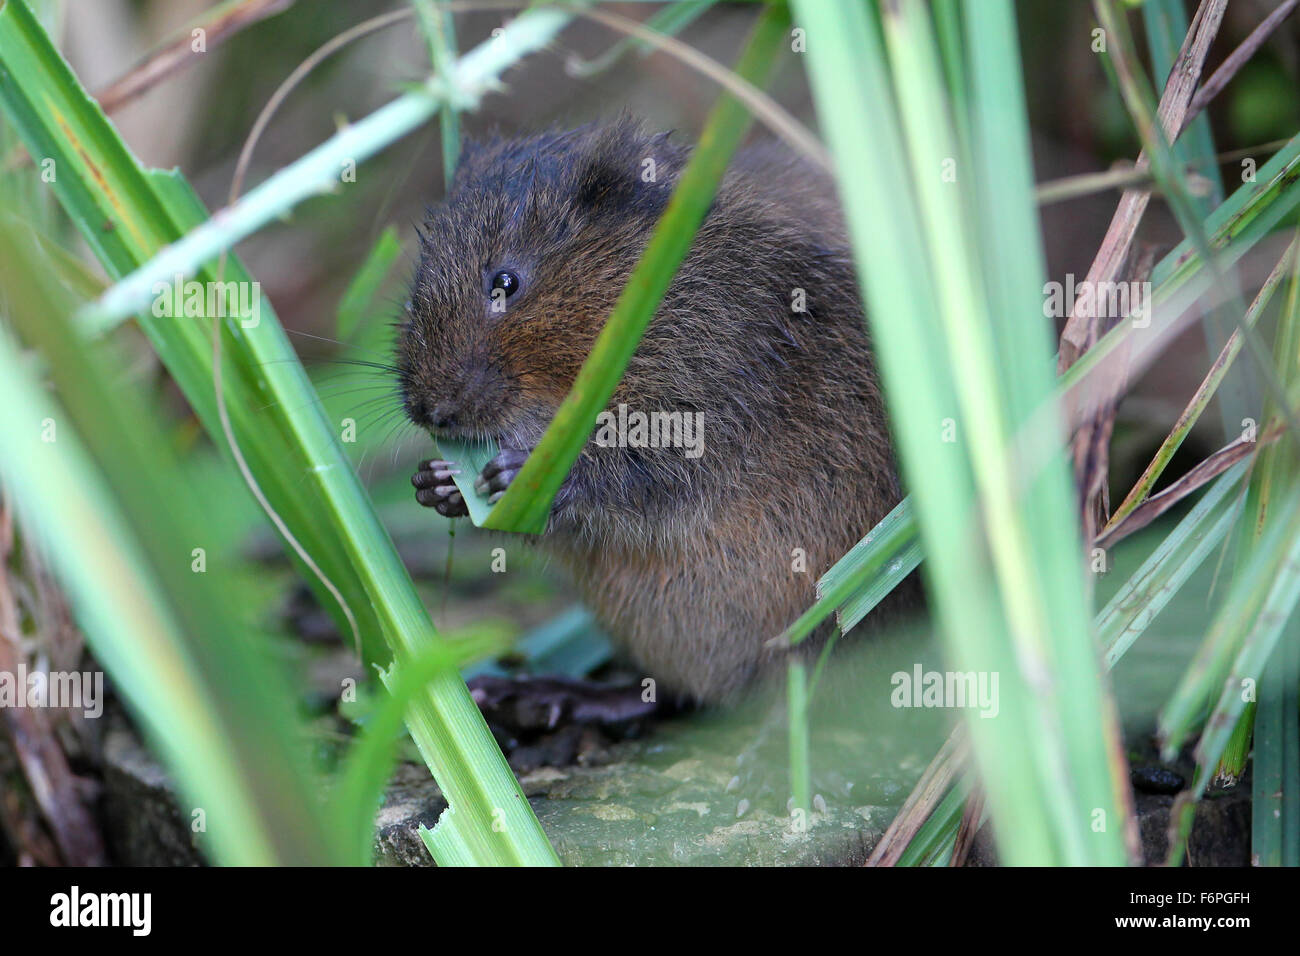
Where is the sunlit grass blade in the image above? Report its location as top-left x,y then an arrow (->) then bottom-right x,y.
794,0 -> 1130,864
77,6 -> 572,330
1159,482 -> 1300,760
0,229 -> 341,865
776,499 -> 919,647
332,630 -> 505,865
0,0 -> 558,865
1096,461 -> 1248,667
931,0 -> 969,159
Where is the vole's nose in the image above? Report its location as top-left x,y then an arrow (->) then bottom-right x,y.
432,403 -> 458,429
409,397 -> 459,431
428,400 -> 459,431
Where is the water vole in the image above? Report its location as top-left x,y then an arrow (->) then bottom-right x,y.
397,116 -> 905,706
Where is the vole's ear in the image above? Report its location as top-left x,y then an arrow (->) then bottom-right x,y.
575,153 -> 643,211
575,145 -> 674,217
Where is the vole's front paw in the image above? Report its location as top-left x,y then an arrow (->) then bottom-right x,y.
412,459 -> 467,517
474,447 -> 529,504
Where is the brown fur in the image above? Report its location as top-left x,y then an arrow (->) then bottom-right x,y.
397,117 -> 906,703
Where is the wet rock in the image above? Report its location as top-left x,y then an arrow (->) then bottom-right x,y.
99,712 -> 909,866
98,713 -> 1253,867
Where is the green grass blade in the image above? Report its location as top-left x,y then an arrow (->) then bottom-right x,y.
895,783 -> 970,867
1252,631 -> 1300,865
1061,134 -> 1300,400
895,464 -> 1248,864
1141,0 -> 1256,433
1248,238 -> 1300,865
897,461 -> 1247,865
778,499 -> 919,646
1105,241 -> 1294,534
1214,701 -> 1254,786
0,231 -> 341,865
1159,482 -> 1300,760
412,0 -> 461,186
0,0 -> 558,866
813,168 -> 1300,633
1095,0 -> 1300,445
822,503 -> 922,636
787,660 -> 811,821
1096,462 -> 1249,667
77,6 -> 573,331
333,631 -> 505,865
1158,228 -> 1300,858
794,0 -> 1130,864
964,0 -> 1133,865
435,435 -> 499,526
1140,0 -> 1226,215
337,225 -> 404,342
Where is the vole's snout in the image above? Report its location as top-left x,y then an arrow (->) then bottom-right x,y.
407,396 -> 460,432
405,387 -> 474,438
429,402 -> 459,431
399,349 -> 514,442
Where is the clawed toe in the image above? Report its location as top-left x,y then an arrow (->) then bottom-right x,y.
474,447 -> 530,501
412,459 -> 467,516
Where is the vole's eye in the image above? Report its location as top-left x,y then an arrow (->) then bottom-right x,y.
490,270 -> 521,298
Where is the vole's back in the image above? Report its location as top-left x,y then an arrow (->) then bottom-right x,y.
400,118 -> 907,704
542,129 -> 903,701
